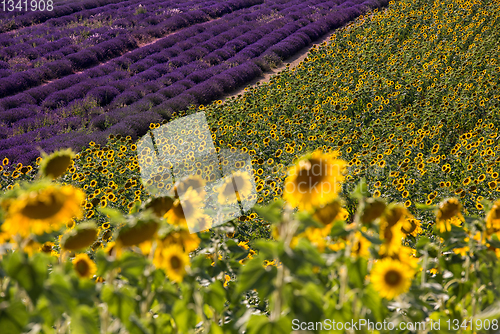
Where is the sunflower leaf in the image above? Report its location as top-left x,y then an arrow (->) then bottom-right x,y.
253,200 -> 284,224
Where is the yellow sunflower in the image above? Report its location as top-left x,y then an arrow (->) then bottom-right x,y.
165,188 -> 203,227
173,175 -> 206,198
1,184 -> 84,238
313,198 -> 348,226
157,245 -> 190,283
72,253 -> 97,279
401,219 -> 422,237
351,231 -> 371,258
160,228 -> 200,253
436,198 -> 463,225
283,150 -> 346,212
486,199 -> 500,236
217,171 -> 253,205
370,258 -> 413,300
39,148 -> 74,179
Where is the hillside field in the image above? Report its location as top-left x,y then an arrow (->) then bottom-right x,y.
1,0 -> 500,333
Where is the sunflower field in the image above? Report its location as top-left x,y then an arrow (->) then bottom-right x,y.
2,0 -> 500,333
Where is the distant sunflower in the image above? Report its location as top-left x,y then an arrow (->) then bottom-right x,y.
73,253 -> 97,279
283,150 -> 346,212
370,258 -> 413,300
166,188 -> 203,226
1,184 -> 84,238
159,245 -> 190,283
217,171 -> 253,205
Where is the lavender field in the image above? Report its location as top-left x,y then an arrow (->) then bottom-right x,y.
0,0 -> 387,165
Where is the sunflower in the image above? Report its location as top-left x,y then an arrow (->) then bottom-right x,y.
174,175 -> 206,198
485,199 -> 500,236
351,232 -> 371,258
370,258 -> 413,300
165,188 -> 204,227
61,222 -> 98,251
436,198 -> 464,232
73,253 -> 97,279
217,171 -> 253,205
1,183 -> 84,238
313,199 -> 348,226
157,245 -> 190,283
283,150 -> 346,212
401,219 -> 422,237
360,198 -> 386,225
160,228 -> 200,253
39,149 -> 74,179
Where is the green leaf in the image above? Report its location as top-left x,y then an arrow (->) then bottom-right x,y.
101,285 -> 138,327
172,299 -> 197,331
361,284 -> 384,322
0,300 -> 29,334
97,207 -> 124,224
350,178 -> 368,199
347,257 -> 367,289
4,252 -> 50,304
236,256 -> 277,299
360,230 -> 383,245
119,252 -> 148,285
245,315 -> 291,334
415,203 -> 436,211
204,280 -> 226,314
329,220 -> 349,238
253,200 -> 284,224
95,250 -> 119,277
71,305 -> 100,334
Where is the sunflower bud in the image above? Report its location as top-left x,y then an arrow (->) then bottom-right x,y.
361,198 -> 386,224
116,219 -> 159,247
39,148 -> 74,179
61,222 -> 98,251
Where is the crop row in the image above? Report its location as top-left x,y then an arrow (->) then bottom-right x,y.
0,0 -> 262,97
0,0 -> 386,165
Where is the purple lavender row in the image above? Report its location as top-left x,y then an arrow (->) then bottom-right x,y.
0,0 -> 386,164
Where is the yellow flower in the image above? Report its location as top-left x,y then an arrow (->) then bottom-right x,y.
283,150 -> 346,212
436,215 -> 464,233
436,198 -> 462,222
453,246 -> 469,257
313,199 -> 348,225
166,188 -> 203,227
360,198 -> 386,225
173,175 -> 206,199
224,274 -> 231,287
73,253 -> 97,279
370,258 -> 413,300
158,245 -> 190,283
39,148 -> 74,179
351,232 -> 371,258
160,228 -> 200,253
401,219 -> 422,237
486,199 -> 500,236
1,184 -> 84,238
217,171 -> 253,205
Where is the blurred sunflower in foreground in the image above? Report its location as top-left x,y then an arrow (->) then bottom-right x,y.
1,182 -> 84,239
283,150 -> 346,212
370,257 -> 413,300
